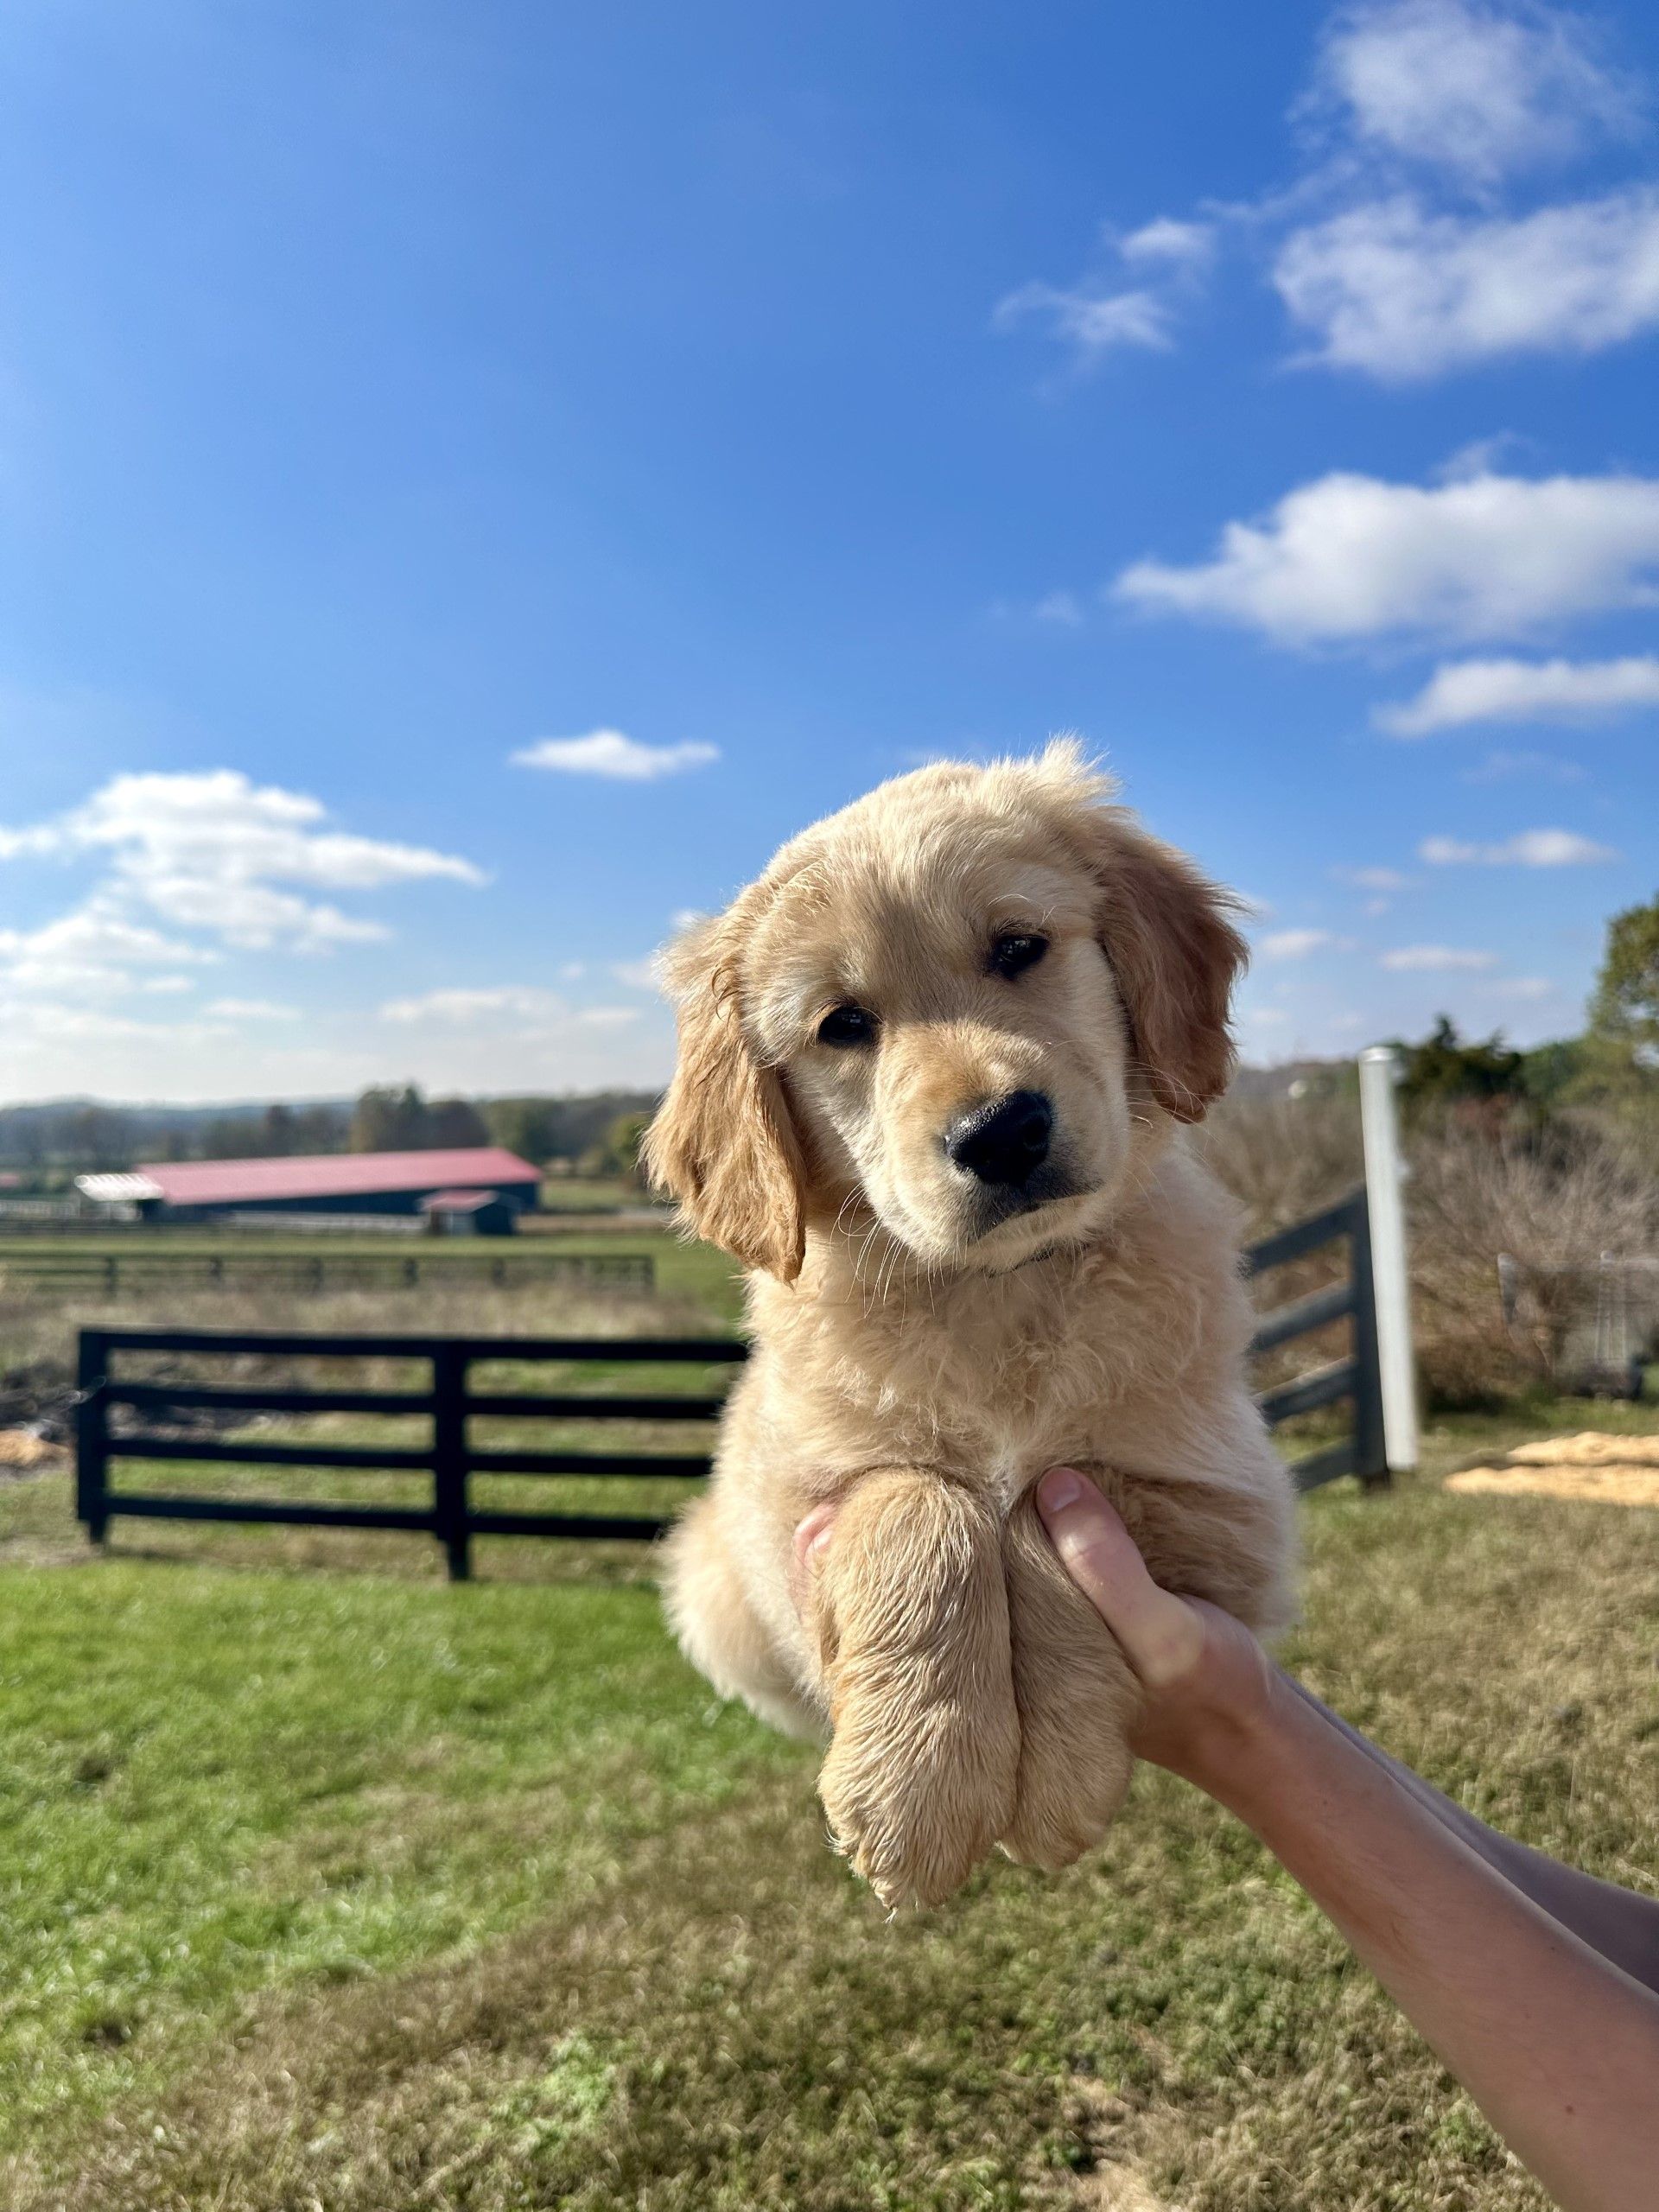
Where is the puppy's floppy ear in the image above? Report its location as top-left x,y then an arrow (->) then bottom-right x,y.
642,917 -> 808,1281
1074,805 -> 1249,1124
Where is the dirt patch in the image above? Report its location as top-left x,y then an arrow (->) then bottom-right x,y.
1446,1431 -> 1659,1509
0,1429 -> 67,1471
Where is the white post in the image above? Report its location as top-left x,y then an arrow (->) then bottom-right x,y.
1358,1046 -> 1419,1472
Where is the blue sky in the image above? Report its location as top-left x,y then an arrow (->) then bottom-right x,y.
1,0 -> 1656,1103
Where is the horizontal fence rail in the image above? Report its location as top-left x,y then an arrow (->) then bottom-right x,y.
6,1249 -> 654,1298
76,1328 -> 747,1580
1245,1189 -> 1386,1496
72,1189 -> 1385,1575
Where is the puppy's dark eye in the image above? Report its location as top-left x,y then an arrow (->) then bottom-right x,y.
817,1003 -> 877,1047
990,932 -> 1048,980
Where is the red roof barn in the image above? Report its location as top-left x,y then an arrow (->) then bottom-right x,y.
78,1147 -> 541,1225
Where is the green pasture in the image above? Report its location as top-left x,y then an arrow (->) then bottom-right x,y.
0,1401 -> 1653,2209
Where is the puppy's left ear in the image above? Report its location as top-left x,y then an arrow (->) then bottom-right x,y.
1077,811 -> 1250,1123
641,919 -> 809,1280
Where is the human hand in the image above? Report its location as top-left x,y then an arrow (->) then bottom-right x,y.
791,1472 -> 1282,1798
1032,1466 -> 1282,1792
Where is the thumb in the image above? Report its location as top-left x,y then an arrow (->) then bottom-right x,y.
1035,1468 -> 1205,1690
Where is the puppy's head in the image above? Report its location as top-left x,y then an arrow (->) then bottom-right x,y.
644,743 -> 1248,1278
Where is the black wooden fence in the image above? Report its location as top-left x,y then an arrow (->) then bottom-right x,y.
74,1188 -> 1385,1577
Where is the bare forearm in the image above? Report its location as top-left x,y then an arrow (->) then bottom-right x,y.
1200,1675 -> 1659,2212
1286,1680 -> 1659,1997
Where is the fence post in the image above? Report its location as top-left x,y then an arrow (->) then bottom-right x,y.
105,1254 -> 118,1299
431,1344 -> 471,1582
1358,1046 -> 1420,1474
1346,1198 -> 1389,1489
74,1330 -> 111,1545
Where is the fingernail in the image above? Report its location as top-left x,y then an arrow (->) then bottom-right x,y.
1039,1467 -> 1084,1514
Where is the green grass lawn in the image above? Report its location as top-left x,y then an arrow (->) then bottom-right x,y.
0,1400 -> 1655,2210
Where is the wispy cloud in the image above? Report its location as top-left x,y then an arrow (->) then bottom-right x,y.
611,958 -> 661,991
1259,927 -> 1350,959
1332,863 -> 1409,891
1461,747 -> 1588,783
204,998 -> 301,1020
512,730 -> 721,781
1419,827 -> 1620,866
378,983 -> 643,1037
992,280 -> 1173,360
1001,1 -> 1659,385
1379,944 -> 1497,971
1376,652 -> 1659,734
1120,216 -> 1217,266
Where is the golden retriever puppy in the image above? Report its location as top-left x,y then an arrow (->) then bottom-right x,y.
645,743 -> 1296,1907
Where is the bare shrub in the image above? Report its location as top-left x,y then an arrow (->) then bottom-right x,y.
1198,1085 -> 1363,1239
1407,1115 -> 1659,1403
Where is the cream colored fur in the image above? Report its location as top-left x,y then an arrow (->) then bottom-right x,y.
645,745 -> 1297,1906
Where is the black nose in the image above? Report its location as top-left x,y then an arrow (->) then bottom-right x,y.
945,1090 -> 1053,1187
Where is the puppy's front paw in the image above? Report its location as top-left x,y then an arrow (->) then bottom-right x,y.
999,1479 -> 1140,1871
820,1675 -> 1019,1909
814,1470 -> 1020,1908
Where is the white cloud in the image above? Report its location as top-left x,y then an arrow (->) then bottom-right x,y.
1461,747 -> 1587,782
1274,188 -> 1659,378
1311,0 -> 1635,183
993,281 -> 1173,359
1492,974 -> 1559,999
1376,652 -> 1659,734
0,907 -> 213,995
381,986 -> 565,1024
0,770 -> 484,954
1120,217 -> 1217,265
1419,827 -> 1620,865
511,729 -> 720,781
1332,864 -> 1409,891
1114,467 -> 1659,644
1032,589 -> 1085,626
611,958 -> 661,991
998,4 -> 1656,388
1379,943 -> 1498,970
379,983 -> 641,1033
204,998 -> 300,1020
1260,928 -> 1344,959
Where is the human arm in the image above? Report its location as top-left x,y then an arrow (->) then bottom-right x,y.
1034,1465 -> 1659,2212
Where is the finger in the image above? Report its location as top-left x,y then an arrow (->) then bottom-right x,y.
1035,1468 -> 1205,1689
787,1503 -> 837,1618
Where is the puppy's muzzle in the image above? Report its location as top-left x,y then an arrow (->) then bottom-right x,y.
944,1090 -> 1053,1189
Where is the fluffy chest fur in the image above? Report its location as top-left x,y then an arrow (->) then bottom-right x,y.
736,1144 -> 1262,1510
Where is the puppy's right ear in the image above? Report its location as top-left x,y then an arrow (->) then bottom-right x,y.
642,919 -> 808,1281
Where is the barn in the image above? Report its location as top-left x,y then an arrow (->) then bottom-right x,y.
77,1147 -> 542,1231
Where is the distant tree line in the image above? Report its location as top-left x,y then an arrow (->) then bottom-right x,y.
0,1085 -> 663,1185
1389,890 -> 1659,1142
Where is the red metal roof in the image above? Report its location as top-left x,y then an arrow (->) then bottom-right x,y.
134,1148 -> 540,1207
